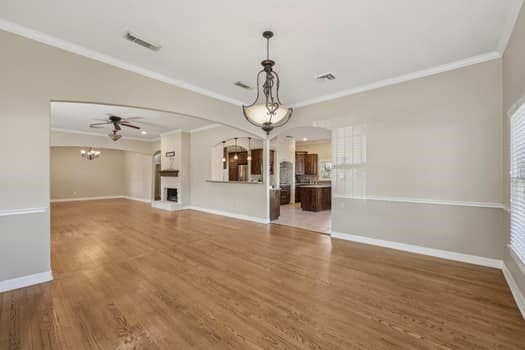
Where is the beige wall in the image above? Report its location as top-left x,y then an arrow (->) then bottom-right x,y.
503,2 -> 525,305
124,152 -> 153,201
0,28 -> 260,282
293,59 -> 504,259
295,142 -> 332,161
51,147 -> 153,201
190,126 -> 267,220
51,147 -> 125,200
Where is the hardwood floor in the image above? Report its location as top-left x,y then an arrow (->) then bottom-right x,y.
1,199 -> 524,349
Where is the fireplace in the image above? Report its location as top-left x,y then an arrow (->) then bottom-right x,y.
166,188 -> 178,202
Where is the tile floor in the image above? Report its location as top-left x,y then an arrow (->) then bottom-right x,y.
273,202 -> 331,234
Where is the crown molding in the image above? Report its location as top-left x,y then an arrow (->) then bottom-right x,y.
497,0 -> 524,54
293,51 -> 501,108
51,127 -> 156,142
0,18 -> 243,106
0,18 -> 509,110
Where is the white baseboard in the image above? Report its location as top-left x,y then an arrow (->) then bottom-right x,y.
122,196 -> 151,203
51,196 -> 122,203
0,271 -> 53,293
51,196 -> 152,204
502,264 -> 525,320
331,231 -> 503,269
184,206 -> 269,224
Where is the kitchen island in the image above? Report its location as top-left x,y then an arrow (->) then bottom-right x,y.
300,185 -> 332,212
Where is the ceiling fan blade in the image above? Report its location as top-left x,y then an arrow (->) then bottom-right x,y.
122,117 -> 143,120
89,122 -> 110,128
120,122 -> 141,130
129,120 -> 162,128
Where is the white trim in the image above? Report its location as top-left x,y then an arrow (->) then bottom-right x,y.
502,264 -> 525,319
0,207 -> 48,217
293,52 -> 501,108
0,271 -> 53,293
0,18 -> 506,110
333,194 -> 504,209
184,206 -> 269,224
331,231 -> 503,269
0,19 -> 243,106
159,129 -> 182,137
497,0 -> 524,54
51,196 -> 122,203
51,127 -> 156,143
189,124 -> 223,133
122,196 -> 152,203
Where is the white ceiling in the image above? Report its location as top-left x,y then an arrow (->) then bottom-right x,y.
1,1 -> 522,106
51,102 -> 215,140
284,127 -> 331,143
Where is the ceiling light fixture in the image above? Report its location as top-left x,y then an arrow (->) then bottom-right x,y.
234,137 -> 239,160
80,147 -> 101,160
141,130 -> 148,135
109,130 -> 122,142
242,31 -> 292,135
222,141 -> 226,163
247,137 -> 252,161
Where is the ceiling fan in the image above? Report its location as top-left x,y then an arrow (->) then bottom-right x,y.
89,115 -> 141,141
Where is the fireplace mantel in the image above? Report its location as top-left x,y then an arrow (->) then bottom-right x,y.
160,170 -> 179,177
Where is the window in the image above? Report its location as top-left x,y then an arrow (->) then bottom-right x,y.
319,160 -> 332,180
510,103 -> 525,265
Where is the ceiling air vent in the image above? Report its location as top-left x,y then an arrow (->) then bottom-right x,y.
315,72 -> 336,81
125,32 -> 161,51
234,81 -> 253,90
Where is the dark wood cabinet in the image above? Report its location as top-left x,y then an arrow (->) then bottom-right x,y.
300,186 -> 331,212
305,154 -> 318,176
250,149 -> 275,175
250,149 -> 263,175
228,152 -> 239,181
270,150 -> 275,175
238,151 -> 248,165
295,186 -> 301,203
270,190 -> 280,220
295,151 -> 307,175
280,185 -> 290,205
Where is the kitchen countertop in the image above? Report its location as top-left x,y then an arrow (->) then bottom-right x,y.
299,184 -> 332,189
206,180 -> 263,185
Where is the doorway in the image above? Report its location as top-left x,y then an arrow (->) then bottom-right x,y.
153,151 -> 161,201
270,127 -> 332,234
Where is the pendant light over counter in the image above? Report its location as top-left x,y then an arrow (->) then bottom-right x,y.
242,31 -> 292,135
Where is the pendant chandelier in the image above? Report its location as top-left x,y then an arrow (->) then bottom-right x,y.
80,147 -> 101,160
242,31 -> 292,135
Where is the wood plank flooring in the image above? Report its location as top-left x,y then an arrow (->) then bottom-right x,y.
1,199 -> 524,349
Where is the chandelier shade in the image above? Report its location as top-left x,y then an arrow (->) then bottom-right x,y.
242,31 -> 292,135
80,147 -> 101,160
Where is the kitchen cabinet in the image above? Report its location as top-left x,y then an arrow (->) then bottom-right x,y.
250,149 -> 275,175
250,149 -> 263,175
305,153 -> 318,176
270,189 -> 280,220
300,185 -> 331,212
280,185 -> 290,205
295,151 -> 307,175
295,185 -> 302,203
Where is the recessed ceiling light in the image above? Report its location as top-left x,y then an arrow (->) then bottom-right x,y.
141,130 -> 148,135
303,138 -> 308,142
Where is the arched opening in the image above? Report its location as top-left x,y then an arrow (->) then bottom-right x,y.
269,126 -> 333,234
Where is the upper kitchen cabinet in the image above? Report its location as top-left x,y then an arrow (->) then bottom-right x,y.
295,151 -> 307,175
251,149 -> 275,175
305,153 -> 318,176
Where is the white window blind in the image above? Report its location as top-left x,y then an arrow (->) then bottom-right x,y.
510,103 -> 525,266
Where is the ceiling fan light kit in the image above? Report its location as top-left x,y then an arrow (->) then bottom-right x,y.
242,30 -> 292,135
89,114 -> 142,142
